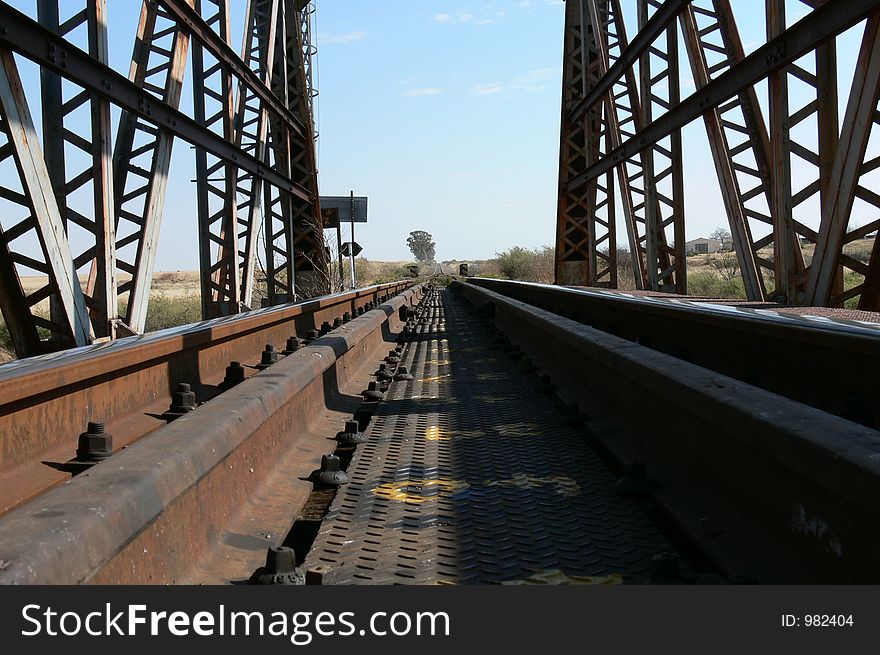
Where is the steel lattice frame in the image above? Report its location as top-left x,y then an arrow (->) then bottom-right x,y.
556,0 -> 880,309
0,0 -> 326,358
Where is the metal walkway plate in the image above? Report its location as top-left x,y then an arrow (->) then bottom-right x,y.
303,287 -> 674,584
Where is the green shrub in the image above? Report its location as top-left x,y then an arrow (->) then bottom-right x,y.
495,245 -> 554,283
144,293 -> 202,332
686,271 -> 746,299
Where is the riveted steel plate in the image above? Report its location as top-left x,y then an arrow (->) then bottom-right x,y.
303,288 -> 675,584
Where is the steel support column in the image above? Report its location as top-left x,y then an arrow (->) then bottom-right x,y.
192,0 -> 241,319
37,0 -> 118,339
808,12 -> 880,310
0,49 -> 90,356
111,0 -> 192,333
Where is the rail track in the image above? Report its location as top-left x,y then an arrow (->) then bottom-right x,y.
0,278 -> 878,584
0,281 -> 412,517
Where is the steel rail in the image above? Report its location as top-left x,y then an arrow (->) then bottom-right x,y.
467,278 -> 880,429
0,280 -> 412,516
0,3 -> 312,201
0,285 -> 423,584
566,0 -> 880,191
459,282 -> 880,582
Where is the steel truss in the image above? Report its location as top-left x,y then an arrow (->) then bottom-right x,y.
0,0 -> 326,358
556,0 -> 880,308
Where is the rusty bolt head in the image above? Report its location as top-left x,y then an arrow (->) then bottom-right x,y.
393,366 -> 414,382
374,363 -> 393,381
362,381 -> 385,401
283,336 -> 302,355
256,344 -> 279,370
336,419 -> 368,445
220,361 -> 246,390
76,421 -> 113,461
169,382 -> 196,414
252,546 -> 305,585
320,321 -> 332,335
307,454 -> 350,486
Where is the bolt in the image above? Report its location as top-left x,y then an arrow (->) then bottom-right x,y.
304,328 -> 320,343
333,317 -> 343,328
252,546 -> 304,585
361,381 -> 385,401
165,382 -> 197,421
282,336 -> 302,355
76,421 -> 113,461
320,321 -> 332,335
385,350 -> 401,365
220,361 -> 246,390
393,366 -> 414,382
306,454 -> 350,486
373,363 -> 393,381
336,419 -> 368,445
342,312 -> 352,323
256,344 -> 279,370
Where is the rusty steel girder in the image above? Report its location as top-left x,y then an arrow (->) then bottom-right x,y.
556,0 -> 880,309
0,0 -> 327,359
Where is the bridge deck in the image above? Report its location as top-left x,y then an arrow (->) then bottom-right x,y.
302,287 -> 676,584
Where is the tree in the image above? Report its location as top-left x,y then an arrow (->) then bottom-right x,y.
710,227 -> 732,250
407,230 -> 436,263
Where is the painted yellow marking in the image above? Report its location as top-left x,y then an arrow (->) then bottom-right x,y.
372,478 -> 469,505
502,570 -> 622,585
486,474 -> 581,498
425,426 -> 485,441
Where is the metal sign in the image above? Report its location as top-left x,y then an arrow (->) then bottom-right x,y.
340,241 -> 362,257
320,196 -> 368,224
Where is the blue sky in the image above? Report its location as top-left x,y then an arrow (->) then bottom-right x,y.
1,1 -> 872,269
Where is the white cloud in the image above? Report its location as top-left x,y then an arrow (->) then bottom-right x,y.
318,31 -> 365,44
433,11 -> 473,23
433,8 -> 504,25
515,67 -> 558,83
473,82 -> 504,96
404,87 -> 445,97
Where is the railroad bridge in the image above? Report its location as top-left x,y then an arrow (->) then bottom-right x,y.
0,0 -> 879,584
